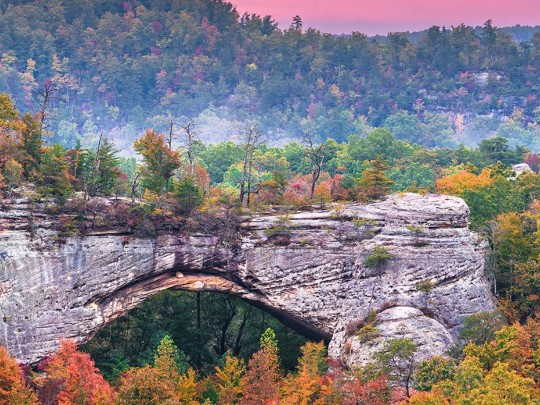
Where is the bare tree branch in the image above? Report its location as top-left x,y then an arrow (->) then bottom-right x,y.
37,80 -> 57,143
240,124 -> 265,206
181,120 -> 198,176
303,134 -> 325,199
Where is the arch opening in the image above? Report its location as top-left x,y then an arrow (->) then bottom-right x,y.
82,288 -> 321,380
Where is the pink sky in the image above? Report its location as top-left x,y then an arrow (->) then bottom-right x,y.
232,0 -> 540,35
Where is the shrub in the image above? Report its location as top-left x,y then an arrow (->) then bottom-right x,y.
364,246 -> 392,268
264,216 -> 291,238
264,224 -> 289,237
366,309 -> 378,323
406,224 -> 426,233
352,218 -> 377,227
345,319 -> 366,335
458,310 -> 506,345
416,280 -> 435,293
356,325 -> 381,343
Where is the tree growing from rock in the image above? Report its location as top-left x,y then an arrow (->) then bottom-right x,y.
80,133 -> 121,198
239,125 -> 264,206
133,130 -> 181,194
373,337 -> 418,398
304,134 -> 326,200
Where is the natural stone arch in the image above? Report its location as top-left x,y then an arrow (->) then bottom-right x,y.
0,193 -> 497,366
97,266 -> 331,343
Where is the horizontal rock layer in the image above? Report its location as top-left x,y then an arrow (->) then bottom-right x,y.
0,193 -> 496,365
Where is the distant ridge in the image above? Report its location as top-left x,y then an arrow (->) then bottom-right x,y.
370,24 -> 540,44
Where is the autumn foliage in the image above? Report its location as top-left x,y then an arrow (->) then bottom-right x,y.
0,346 -> 38,404
0,335 -> 402,404
133,130 -> 181,194
40,340 -> 115,405
436,168 -> 493,195
3,315 -> 540,405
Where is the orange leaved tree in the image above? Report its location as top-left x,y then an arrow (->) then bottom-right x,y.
133,129 -> 181,194
215,354 -> 245,404
0,346 -> 38,404
240,328 -> 281,404
41,340 -> 115,405
282,341 -> 327,403
436,168 -> 493,196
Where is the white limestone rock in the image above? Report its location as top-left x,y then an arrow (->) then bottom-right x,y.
0,193 -> 497,367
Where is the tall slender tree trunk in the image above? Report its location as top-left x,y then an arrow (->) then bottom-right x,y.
246,158 -> 254,207
195,291 -> 202,371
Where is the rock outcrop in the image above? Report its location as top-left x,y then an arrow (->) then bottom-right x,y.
0,193 -> 496,366
512,163 -> 533,176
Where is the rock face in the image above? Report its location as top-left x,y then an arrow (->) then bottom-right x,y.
0,193 -> 496,366
512,163 -> 533,176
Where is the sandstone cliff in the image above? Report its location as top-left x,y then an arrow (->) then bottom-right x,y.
0,193 -> 496,366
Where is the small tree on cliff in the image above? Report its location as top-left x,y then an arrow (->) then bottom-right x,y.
373,338 -> 418,398
79,133 -> 121,197
304,134 -> 325,200
20,113 -> 42,178
133,130 -> 181,194
239,124 -> 264,206
359,156 -> 393,200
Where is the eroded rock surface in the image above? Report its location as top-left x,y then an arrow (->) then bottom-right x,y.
0,193 -> 496,365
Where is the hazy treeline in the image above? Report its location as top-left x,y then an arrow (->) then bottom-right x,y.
1,0 -> 540,149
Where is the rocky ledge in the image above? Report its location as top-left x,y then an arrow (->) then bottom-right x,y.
0,193 -> 496,366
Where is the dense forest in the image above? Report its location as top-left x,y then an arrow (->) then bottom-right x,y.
2,0 -> 540,403
4,313 -> 540,404
1,0 -> 540,150
3,83 -> 540,401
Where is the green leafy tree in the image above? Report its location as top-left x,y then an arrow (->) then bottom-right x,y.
414,356 -> 456,391
478,136 -> 521,166
154,335 -> 189,378
79,136 -> 120,197
373,338 -> 418,397
175,177 -> 203,214
198,142 -> 244,185
36,144 -> 73,200
389,162 -> 436,192
364,246 -> 392,268
459,311 -> 507,346
20,113 -> 41,177
384,112 -> 422,144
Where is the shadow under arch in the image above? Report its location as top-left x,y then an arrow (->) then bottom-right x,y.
83,280 -> 324,377
95,268 -> 331,343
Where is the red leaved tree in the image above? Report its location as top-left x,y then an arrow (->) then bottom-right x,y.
40,340 -> 115,405
0,346 -> 38,404
240,328 -> 280,404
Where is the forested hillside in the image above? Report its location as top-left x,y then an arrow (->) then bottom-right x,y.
3,1 -> 540,403
1,0 -> 540,150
